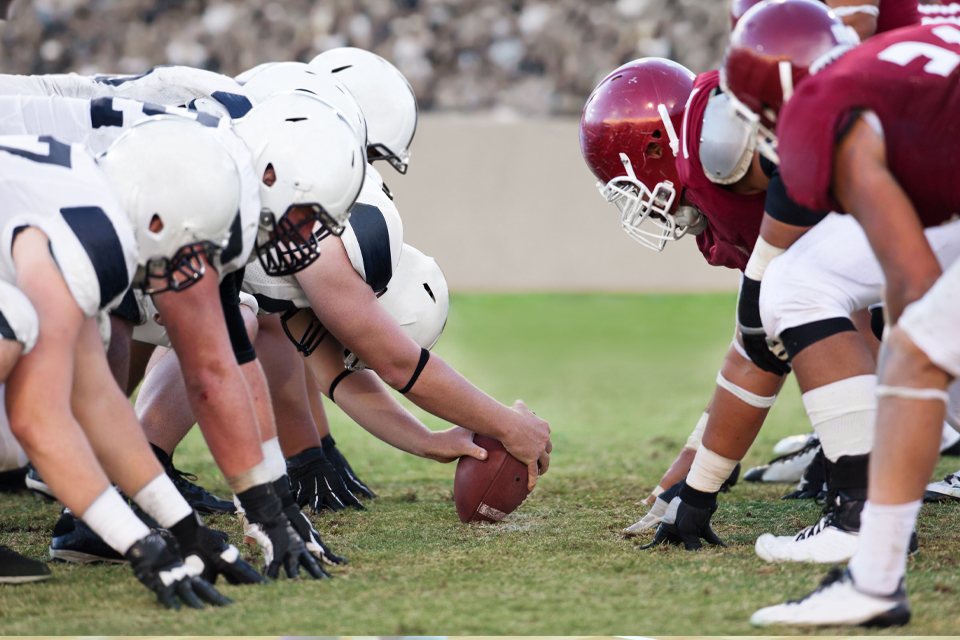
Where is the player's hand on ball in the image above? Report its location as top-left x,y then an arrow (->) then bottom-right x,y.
500,399 -> 551,491
641,486 -> 726,551
424,426 -> 489,463
125,532 -> 233,610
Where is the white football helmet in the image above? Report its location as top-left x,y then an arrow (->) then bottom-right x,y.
234,62 -> 277,85
97,117 -> 242,294
309,48 -> 418,174
232,91 -> 366,276
241,62 -> 367,148
344,244 -> 449,371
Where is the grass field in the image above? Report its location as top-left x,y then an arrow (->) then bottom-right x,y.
3,293 -> 960,635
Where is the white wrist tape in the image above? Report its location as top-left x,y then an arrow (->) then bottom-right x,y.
133,473 -> 194,528
832,5 -> 880,17
226,458 -> 272,495
687,446 -> 740,494
650,485 -> 666,499
744,237 -> 786,281
716,371 -> 777,408
261,437 -> 287,483
81,486 -> 151,555
877,385 -> 950,404
685,412 -> 710,451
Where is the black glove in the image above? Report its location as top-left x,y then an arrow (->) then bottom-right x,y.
286,447 -> 364,512
236,483 -> 327,580
322,435 -> 377,499
274,476 -> 346,567
125,532 -> 233,610
169,511 -> 264,585
738,276 -> 791,376
641,482 -> 726,551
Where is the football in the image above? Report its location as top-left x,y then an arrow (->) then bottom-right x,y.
454,434 -> 531,523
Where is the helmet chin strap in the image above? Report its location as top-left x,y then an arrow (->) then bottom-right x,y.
656,104 -> 681,156
778,61 -> 794,103
618,152 -> 640,180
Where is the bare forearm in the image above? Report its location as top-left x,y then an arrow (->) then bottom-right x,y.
327,369 -> 434,457
241,358 -> 277,442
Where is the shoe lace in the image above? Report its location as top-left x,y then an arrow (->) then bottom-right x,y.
794,488 -> 842,540
788,567 -> 845,604
945,473 -> 960,488
766,440 -> 821,467
166,464 -> 201,489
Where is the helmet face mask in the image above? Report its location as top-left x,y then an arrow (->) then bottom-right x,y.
366,141 -> 410,175
599,154 -> 687,251
255,203 -> 337,277
142,241 -> 220,295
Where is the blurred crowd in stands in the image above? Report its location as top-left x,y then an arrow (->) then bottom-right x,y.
1,0 -> 945,116
0,0 -> 732,116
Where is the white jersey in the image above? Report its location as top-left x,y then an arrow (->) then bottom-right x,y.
242,163 -> 404,312
0,94 -> 259,279
0,280 -> 38,354
0,66 -> 255,118
0,135 -> 138,318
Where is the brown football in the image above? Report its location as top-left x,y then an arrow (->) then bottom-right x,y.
454,434 -> 531,523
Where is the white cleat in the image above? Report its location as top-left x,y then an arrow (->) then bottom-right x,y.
773,432 -> 817,456
924,472 -> 960,502
755,520 -> 859,564
750,568 -> 910,627
744,440 -> 820,483
623,496 -> 668,537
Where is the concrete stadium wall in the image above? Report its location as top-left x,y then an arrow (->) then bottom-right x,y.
389,115 -> 740,293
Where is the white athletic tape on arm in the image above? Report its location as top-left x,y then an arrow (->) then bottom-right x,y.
744,237 -> 786,281
133,473 -> 194,529
877,385 -> 950,404
832,5 -> 880,17
717,371 -> 777,408
687,446 -> 740,493
226,459 -> 273,495
261,437 -> 286,483
81,487 -> 152,555
685,412 -> 710,450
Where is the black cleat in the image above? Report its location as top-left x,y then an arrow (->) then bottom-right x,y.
782,446 -> 828,500
25,464 -> 56,502
0,545 -> 52,584
151,444 -> 235,515
50,510 -> 126,564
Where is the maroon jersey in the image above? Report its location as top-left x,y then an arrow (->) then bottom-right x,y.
877,0 -> 920,33
676,71 -> 766,271
779,24 -> 960,228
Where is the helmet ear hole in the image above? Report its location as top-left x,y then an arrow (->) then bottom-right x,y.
423,282 -> 436,303
263,163 -> 276,186
652,129 -> 662,139
149,214 -> 164,233
645,142 -> 663,159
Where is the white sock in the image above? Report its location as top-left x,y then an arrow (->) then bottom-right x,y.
133,473 -> 194,528
261,437 -> 286,483
803,375 -> 876,462
685,412 -> 709,451
686,446 -> 739,493
80,487 -> 151,555
848,500 -> 921,596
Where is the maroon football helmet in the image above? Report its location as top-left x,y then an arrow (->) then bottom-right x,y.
730,0 -> 766,29
720,0 -> 858,163
579,58 -> 698,251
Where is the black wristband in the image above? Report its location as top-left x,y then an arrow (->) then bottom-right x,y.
399,348 -> 430,395
320,434 -> 336,450
236,483 -> 283,527
678,482 -> 719,510
328,369 -> 354,402
738,277 -> 763,328
870,306 -> 885,341
272,476 -> 297,510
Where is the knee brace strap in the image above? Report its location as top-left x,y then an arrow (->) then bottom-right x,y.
716,371 -> 777,408
877,385 -> 950,404
780,317 -> 856,359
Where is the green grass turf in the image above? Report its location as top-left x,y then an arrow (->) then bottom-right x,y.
3,292 -> 960,635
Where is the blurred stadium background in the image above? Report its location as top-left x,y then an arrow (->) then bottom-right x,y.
0,0 -> 939,291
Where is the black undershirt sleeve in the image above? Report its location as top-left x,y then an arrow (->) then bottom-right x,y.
220,268 -> 257,365
764,169 -> 829,227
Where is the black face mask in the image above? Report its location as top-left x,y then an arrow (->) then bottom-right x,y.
142,242 -> 219,295
279,308 -> 328,356
367,142 -> 408,175
254,203 -> 341,277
